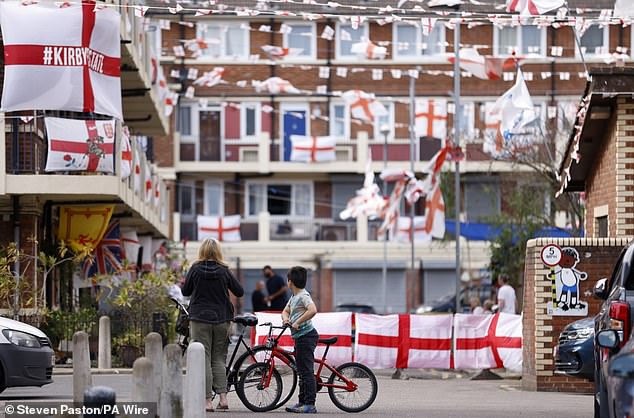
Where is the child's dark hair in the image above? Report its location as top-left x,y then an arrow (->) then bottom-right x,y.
287,266 -> 308,289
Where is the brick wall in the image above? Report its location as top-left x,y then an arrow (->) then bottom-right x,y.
523,237 -> 630,393
616,98 -> 634,237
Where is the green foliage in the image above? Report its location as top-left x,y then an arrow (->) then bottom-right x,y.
40,307 -> 98,347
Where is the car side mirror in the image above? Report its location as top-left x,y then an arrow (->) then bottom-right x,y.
609,353 -> 634,378
593,278 -> 609,300
597,329 -> 620,349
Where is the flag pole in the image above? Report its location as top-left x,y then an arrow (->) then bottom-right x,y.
453,21 -> 462,313
409,69 -> 417,276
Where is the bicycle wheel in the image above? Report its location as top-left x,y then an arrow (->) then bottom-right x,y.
327,362 -> 378,413
233,345 -> 298,409
237,362 -> 283,412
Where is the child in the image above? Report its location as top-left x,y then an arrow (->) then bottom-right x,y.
282,266 -> 319,414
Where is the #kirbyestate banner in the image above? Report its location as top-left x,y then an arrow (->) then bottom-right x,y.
0,1 -> 122,119
45,117 -> 115,173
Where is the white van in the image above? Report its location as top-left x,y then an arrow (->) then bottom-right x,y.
0,316 -> 55,393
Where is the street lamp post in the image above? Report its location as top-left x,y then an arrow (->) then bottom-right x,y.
380,123 -> 390,314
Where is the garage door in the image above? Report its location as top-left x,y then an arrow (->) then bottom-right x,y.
333,269 -> 406,314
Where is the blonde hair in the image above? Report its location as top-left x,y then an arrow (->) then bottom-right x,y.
197,238 -> 228,266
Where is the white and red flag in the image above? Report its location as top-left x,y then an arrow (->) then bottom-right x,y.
133,144 -> 142,194
350,41 -> 387,60
193,67 -> 225,88
483,102 -> 504,157
339,154 -> 385,220
120,228 -> 140,266
355,314 -> 453,369
120,126 -> 133,180
290,135 -> 336,163
449,48 -> 516,81
342,90 -> 388,122
261,45 -> 303,60
506,0 -> 564,16
144,162 -> 153,203
255,77 -> 300,94
197,215 -> 241,242
488,69 -> 537,140
424,183 -> 446,239
394,216 -> 431,243
453,313 -> 522,372
44,117 -> 114,173
415,99 -> 448,139
1,1 -> 122,119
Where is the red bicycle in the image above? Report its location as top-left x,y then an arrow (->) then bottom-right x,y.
236,323 -> 378,413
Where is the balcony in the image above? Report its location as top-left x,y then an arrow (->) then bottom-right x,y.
0,116 -> 170,237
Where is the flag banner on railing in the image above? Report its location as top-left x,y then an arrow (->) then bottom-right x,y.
44,117 -> 115,173
290,135 -> 336,163
453,313 -> 522,372
57,204 -> 114,253
355,314 -> 453,369
121,126 -> 133,180
0,1 -> 122,118
197,215 -> 241,242
253,312 -> 353,366
120,228 -> 140,267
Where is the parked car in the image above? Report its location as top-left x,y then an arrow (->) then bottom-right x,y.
413,290 -> 467,314
596,329 -> 634,418
0,316 -> 55,393
554,317 -> 594,380
593,242 -> 634,418
334,304 -> 376,314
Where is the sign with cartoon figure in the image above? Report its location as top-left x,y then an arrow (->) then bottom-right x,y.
543,245 -> 588,316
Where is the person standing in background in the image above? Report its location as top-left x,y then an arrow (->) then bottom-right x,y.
263,265 -> 290,311
496,274 -> 517,314
252,280 -> 268,312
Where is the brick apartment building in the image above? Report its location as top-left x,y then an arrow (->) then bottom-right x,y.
0,4 -> 171,311
151,0 -> 618,313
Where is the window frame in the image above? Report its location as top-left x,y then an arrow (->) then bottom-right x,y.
203,180 -> 225,217
577,24 -> 610,57
178,180 -> 196,217
463,177 -> 501,222
329,102 -> 351,140
373,101 -> 395,141
493,25 -> 546,56
392,22 -> 446,60
282,22 -> 317,60
244,180 -> 314,219
240,102 -> 262,140
335,22 -> 370,59
196,21 -> 250,60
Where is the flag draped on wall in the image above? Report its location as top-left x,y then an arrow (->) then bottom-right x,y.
197,215 -> 242,242
394,217 -> 430,243
0,1 -> 122,118
120,126 -> 132,180
57,205 -> 114,252
415,99 -> 448,139
83,220 -> 123,279
45,117 -> 115,173
290,135 -> 336,163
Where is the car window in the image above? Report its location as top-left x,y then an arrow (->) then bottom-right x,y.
609,248 -> 627,291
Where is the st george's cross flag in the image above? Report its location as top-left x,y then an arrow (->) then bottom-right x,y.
506,0 -> 565,16
394,216 -> 431,243
44,117 -> 115,173
120,126 -> 133,180
0,1 -> 122,119
342,90 -> 388,122
290,135 -> 336,163
449,48 -> 516,81
197,215 -> 242,242
415,99 -> 448,139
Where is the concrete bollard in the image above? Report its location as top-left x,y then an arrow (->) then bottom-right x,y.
73,331 -> 93,403
160,344 -> 184,418
183,342 -> 205,418
144,332 -> 163,405
98,316 -> 111,369
84,386 -> 116,418
132,357 -> 154,402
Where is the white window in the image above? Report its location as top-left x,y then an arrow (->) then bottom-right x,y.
455,102 -> 475,140
204,181 -> 224,216
241,102 -> 261,139
179,181 -> 195,216
579,25 -> 609,56
176,105 -> 193,138
336,23 -> 368,58
374,102 -> 395,140
393,22 -> 445,58
283,23 -> 315,58
246,182 -> 313,217
494,26 -> 545,55
330,103 -> 350,139
197,23 -> 249,59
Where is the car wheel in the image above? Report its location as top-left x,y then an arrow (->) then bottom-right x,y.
0,365 -> 5,394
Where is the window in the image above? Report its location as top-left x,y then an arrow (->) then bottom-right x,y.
456,102 -> 475,140
204,182 -> 223,216
373,102 -> 395,140
337,23 -> 368,58
247,182 -> 313,217
197,23 -> 249,59
283,23 -> 315,58
176,105 -> 192,137
241,103 -> 261,139
464,180 -> 500,221
580,25 -> 608,56
179,182 -> 195,215
330,103 -> 350,139
495,26 -> 544,55
394,22 -> 444,58
597,216 -> 608,238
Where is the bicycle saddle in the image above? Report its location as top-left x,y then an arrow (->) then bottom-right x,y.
318,336 -> 338,345
233,314 -> 258,327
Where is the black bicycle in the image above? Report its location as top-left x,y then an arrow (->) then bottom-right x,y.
170,298 -> 298,408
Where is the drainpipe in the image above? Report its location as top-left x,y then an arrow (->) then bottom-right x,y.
269,17 -> 276,161
12,196 -> 20,319
326,19 -> 332,124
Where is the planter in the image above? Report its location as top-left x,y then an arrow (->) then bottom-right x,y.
118,345 -> 140,368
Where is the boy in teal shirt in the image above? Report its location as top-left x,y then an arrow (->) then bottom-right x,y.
282,266 -> 318,414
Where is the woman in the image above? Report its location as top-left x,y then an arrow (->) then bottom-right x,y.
182,238 -> 244,412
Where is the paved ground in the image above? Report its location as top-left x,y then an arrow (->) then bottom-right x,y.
0,372 -> 592,417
